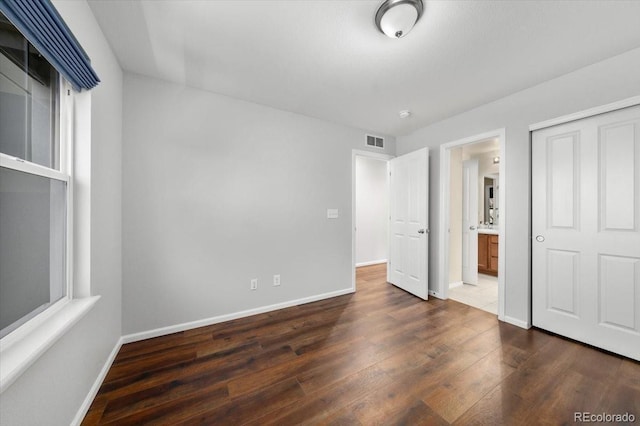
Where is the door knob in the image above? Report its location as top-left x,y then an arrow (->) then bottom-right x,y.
418,229 -> 425,234
535,235 -> 545,242
469,226 -> 477,231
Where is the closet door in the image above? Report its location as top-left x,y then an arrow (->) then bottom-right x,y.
532,104 -> 640,361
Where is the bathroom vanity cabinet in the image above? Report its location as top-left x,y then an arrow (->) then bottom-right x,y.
478,233 -> 498,276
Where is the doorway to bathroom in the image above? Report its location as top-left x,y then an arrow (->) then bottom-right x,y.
439,129 -> 506,319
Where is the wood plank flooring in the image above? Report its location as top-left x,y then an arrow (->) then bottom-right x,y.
83,264 -> 640,425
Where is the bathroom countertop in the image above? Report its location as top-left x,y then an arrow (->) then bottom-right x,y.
478,228 -> 499,235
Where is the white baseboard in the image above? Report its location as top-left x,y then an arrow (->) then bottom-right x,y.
355,259 -> 387,267
502,315 -> 531,329
71,336 -> 123,426
121,288 -> 355,344
448,281 -> 463,289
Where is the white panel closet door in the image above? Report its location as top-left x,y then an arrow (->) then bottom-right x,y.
388,148 -> 429,300
532,104 -> 640,361
462,159 -> 479,285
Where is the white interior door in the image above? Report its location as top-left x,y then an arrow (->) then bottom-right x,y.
462,159 -> 479,285
532,104 -> 640,361
388,148 -> 429,300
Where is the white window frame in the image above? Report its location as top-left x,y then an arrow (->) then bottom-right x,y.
0,78 -> 99,393
0,77 -> 72,333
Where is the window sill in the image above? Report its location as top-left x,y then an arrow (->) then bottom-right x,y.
0,296 -> 100,393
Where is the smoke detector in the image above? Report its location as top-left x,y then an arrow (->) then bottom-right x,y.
399,110 -> 411,119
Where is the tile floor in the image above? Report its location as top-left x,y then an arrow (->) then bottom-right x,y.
449,274 -> 498,314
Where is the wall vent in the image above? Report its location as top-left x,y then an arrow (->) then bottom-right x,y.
366,134 -> 384,149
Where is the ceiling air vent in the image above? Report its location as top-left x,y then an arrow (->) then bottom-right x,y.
366,134 -> 384,149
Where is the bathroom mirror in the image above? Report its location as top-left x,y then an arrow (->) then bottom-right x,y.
483,174 -> 498,225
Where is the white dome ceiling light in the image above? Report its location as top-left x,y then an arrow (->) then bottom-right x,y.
375,0 -> 424,39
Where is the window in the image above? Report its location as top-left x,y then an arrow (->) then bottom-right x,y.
0,0 -> 100,392
0,10 -> 70,339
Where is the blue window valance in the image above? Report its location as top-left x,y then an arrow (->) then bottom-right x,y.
0,0 -> 100,90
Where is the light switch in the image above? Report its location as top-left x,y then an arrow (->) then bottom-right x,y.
327,209 -> 339,219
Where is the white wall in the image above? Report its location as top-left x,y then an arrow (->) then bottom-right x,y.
0,1 -> 123,424
355,157 -> 388,266
397,47 -> 640,327
122,73 -> 395,335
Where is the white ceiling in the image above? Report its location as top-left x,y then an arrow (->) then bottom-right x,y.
87,0 -> 640,137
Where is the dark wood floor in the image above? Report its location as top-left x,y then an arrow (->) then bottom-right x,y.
83,263 -> 640,425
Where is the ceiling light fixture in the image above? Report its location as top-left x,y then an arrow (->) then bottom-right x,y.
375,0 -> 424,39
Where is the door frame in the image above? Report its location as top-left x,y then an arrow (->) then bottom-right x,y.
351,149 -> 394,291
439,129 -> 506,321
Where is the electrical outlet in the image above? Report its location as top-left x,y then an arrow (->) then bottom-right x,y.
273,274 -> 281,286
250,278 -> 258,290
